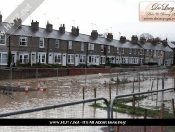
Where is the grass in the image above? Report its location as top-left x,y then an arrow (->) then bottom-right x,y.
90,96 -> 174,118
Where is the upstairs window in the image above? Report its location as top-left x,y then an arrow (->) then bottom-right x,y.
81,42 -> 84,51
20,37 -> 28,46
55,40 -> 60,48
0,34 -> 5,45
101,45 -> 104,52
122,48 -> 124,54
117,47 -> 120,54
39,38 -> 44,48
88,43 -> 94,50
68,41 -> 72,49
107,46 -> 110,53
129,48 -> 132,54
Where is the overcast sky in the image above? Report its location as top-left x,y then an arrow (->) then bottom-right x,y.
0,0 -> 174,41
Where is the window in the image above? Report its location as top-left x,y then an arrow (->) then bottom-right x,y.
20,37 -> 28,46
117,47 -> 119,53
134,49 -> 136,55
39,38 -> 44,48
101,45 -> 104,52
19,54 -> 29,64
88,43 -> 94,50
146,50 -> 149,56
101,56 -> 105,64
81,42 -> 84,51
129,49 -> 132,54
68,41 -> 72,49
0,34 -> 5,45
37,53 -> 46,63
107,46 -> 110,53
55,54 -> 61,63
88,55 -> 96,63
67,54 -> 74,64
79,55 -> 86,63
0,53 -> 7,64
55,40 -> 60,48
122,48 -> 124,54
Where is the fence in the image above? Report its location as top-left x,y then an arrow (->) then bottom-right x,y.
0,66 -> 174,132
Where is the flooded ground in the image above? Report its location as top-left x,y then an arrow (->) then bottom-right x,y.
0,69 -> 174,132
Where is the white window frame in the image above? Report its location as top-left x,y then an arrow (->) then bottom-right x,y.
19,37 -> 28,46
88,43 -> 94,50
37,53 -> 46,64
134,49 -> 136,55
0,52 -> 7,65
19,53 -> 29,64
39,38 -> 44,48
129,48 -> 132,54
68,41 -> 72,49
122,48 -> 124,54
55,39 -> 60,49
101,56 -> 105,64
117,47 -> 119,54
67,54 -> 74,64
88,55 -> 96,64
0,34 -> 6,45
81,42 -> 84,51
101,45 -> 104,52
79,55 -> 86,63
54,54 -> 62,64
108,46 -> 110,53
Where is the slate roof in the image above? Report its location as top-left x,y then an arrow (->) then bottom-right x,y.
0,22 -> 173,52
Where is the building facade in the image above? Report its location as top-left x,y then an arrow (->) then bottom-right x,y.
0,15 -> 173,67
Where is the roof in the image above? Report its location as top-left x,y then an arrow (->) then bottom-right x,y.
0,22 -> 173,52
138,41 -> 173,52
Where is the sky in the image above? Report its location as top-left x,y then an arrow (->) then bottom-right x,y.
0,0 -> 175,41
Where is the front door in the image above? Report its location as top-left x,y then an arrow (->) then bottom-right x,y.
96,56 -> 99,65
49,53 -> 53,64
75,54 -> 79,66
62,53 -> 66,66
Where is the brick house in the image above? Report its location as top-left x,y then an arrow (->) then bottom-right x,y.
0,14 -> 173,67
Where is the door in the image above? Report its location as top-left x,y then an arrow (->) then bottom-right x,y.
31,54 -> 36,65
62,53 -> 66,66
75,54 -> 79,66
96,56 -> 99,65
49,53 -> 53,64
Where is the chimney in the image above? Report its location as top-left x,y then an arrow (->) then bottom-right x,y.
14,18 -> 22,29
162,39 -> 167,46
46,21 -> 53,32
71,26 -> 79,36
107,33 -> 113,40
59,24 -> 65,34
120,36 -> 126,43
31,20 -> 39,31
91,30 -> 98,39
140,37 -> 146,44
131,35 -> 138,44
0,12 -> 2,24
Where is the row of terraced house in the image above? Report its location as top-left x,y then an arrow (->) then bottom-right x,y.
0,14 -> 174,67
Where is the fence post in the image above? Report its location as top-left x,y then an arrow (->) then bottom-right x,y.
83,87 -> 85,100
151,81 -> 154,91
161,78 -> 164,103
36,68 -> 38,88
94,88 -> 96,104
138,73 -> 140,92
109,84 -> 111,100
132,95 -> 135,110
157,77 -> 158,90
144,109 -> 147,132
174,78 -> 175,91
161,103 -> 165,132
57,68 -> 58,82
172,99 -> 175,118
133,82 -> 135,93
116,74 -> 118,95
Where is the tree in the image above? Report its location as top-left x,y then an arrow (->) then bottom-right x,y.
140,33 -> 154,40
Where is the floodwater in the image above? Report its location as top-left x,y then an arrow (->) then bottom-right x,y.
0,69 -> 174,132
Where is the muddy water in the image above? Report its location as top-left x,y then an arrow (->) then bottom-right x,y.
0,70 -> 174,132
